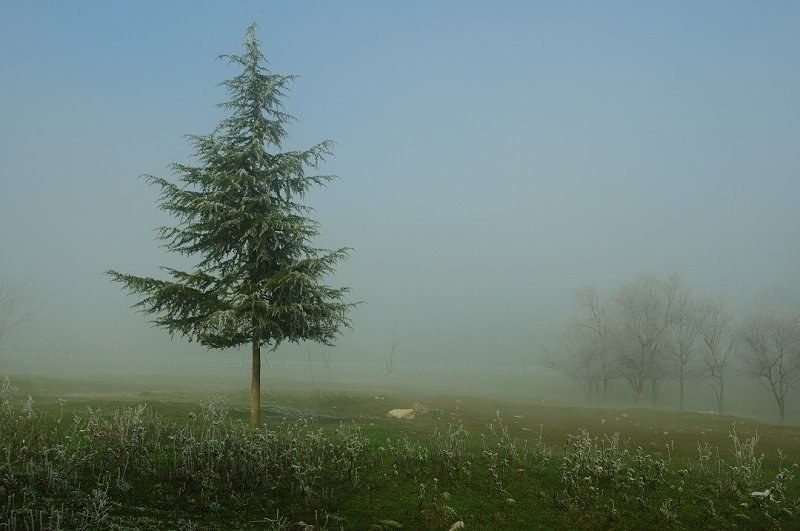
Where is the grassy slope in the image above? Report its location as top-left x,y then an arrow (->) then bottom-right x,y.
2,375 -> 799,530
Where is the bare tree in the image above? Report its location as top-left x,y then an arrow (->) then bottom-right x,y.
549,287 -> 618,402
695,295 -> 735,415
387,330 -> 400,375
668,280 -> 698,411
554,326 -> 596,400
613,274 -> 679,403
575,286 -> 617,401
740,312 -> 800,423
0,280 -> 37,341
306,345 -> 333,381
320,347 -> 332,371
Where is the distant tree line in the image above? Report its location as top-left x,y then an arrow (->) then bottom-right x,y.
549,273 -> 800,423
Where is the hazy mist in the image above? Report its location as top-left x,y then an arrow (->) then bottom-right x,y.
1,3 -> 799,421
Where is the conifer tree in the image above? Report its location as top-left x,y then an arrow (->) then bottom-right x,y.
108,24 -> 353,425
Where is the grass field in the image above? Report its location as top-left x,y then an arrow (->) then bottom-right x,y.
1,374 -> 799,529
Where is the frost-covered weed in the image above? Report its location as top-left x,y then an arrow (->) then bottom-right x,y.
746,450 -> 799,520
386,435 -> 430,481
21,396 -> 34,420
626,447 -> 667,491
530,424 -> 553,466
2,376 -> 800,529
263,508 -> 292,530
198,393 -> 228,428
418,479 -> 460,529
659,497 -> 679,527
281,419 -> 327,496
430,424 -> 471,480
0,377 -> 18,419
689,440 -> 714,475
558,429 -> 670,508
386,424 -> 472,483
481,412 -> 528,492
108,404 -> 149,467
725,424 -> 763,494
561,429 -> 625,495
554,423 -> 800,528
79,484 -> 111,529
170,409 -> 371,502
333,422 -> 369,484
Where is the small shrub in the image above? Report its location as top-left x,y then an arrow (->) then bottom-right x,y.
725,424 -> 763,495
626,447 -> 667,491
481,412 -> 528,493
332,422 -> 370,484
561,430 -> 625,492
659,497 -> 679,527
386,435 -> 430,481
430,424 -> 471,480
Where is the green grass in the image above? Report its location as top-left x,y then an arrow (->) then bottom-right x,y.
1,375 -> 799,530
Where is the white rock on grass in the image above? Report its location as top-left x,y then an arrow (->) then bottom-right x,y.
387,408 -> 416,420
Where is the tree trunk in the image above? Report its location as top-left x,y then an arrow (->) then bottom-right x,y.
651,378 -> 658,405
635,380 -> 644,403
717,381 -> 724,416
679,375 -> 685,411
250,334 -> 261,426
770,384 -> 786,424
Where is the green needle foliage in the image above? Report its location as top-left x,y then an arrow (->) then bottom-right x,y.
107,23 -> 354,426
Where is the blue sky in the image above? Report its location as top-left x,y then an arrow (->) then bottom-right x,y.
1,2 -> 798,366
